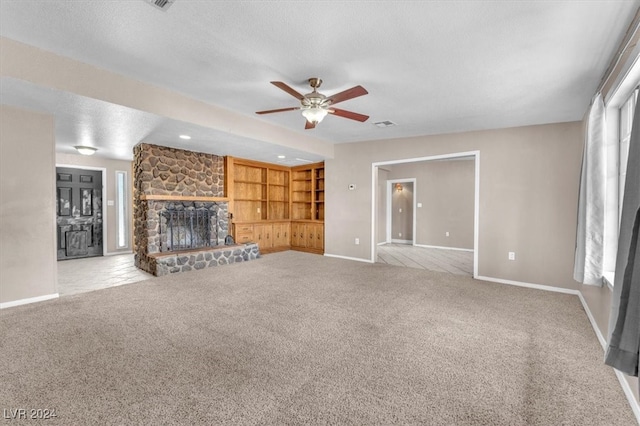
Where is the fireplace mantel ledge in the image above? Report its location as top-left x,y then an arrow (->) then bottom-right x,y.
140,195 -> 229,202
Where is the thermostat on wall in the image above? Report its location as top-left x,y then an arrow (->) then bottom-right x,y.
348,184 -> 356,190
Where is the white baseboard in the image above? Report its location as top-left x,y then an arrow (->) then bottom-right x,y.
323,253 -> 374,263
391,239 -> 413,244
0,293 -> 59,310
576,291 -> 607,349
614,369 -> 640,423
577,291 -> 640,423
377,241 -> 388,246
478,275 -> 639,423
475,275 -> 579,295
415,244 -> 474,252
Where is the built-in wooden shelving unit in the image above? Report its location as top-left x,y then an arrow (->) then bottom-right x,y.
225,157 -> 323,254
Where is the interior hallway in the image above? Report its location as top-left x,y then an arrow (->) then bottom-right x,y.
376,243 -> 473,276
57,253 -> 153,296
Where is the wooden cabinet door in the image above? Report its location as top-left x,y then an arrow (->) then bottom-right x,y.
253,224 -> 262,247
291,222 -> 303,247
304,224 -> 314,248
312,223 -> 324,251
253,224 -> 273,251
282,222 -> 291,247
273,222 -> 290,247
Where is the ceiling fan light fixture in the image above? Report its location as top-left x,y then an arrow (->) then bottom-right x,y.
301,106 -> 328,124
74,145 -> 98,156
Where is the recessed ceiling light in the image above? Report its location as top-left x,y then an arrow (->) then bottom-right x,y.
277,155 -> 286,159
179,135 -> 191,140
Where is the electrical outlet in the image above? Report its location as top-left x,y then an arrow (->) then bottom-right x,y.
399,208 -> 402,213
445,231 -> 450,237
508,252 -> 516,261
417,203 -> 422,208
355,238 -> 360,245
399,232 -> 402,237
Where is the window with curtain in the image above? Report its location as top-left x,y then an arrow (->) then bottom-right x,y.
603,88 -> 638,287
619,90 -> 637,218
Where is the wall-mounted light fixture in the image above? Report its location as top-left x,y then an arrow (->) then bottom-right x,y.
395,183 -> 403,192
74,146 -> 98,156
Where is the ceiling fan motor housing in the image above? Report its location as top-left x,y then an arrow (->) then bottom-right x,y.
302,92 -> 329,108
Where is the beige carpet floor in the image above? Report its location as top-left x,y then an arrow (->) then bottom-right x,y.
0,251 -> 636,425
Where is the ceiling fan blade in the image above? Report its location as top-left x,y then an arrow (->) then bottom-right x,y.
305,120 -> 316,130
255,107 -> 299,115
326,85 -> 368,105
329,108 -> 369,122
271,81 -> 305,100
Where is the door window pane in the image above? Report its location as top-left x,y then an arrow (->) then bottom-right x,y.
116,171 -> 129,249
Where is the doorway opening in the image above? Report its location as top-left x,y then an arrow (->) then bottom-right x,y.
371,151 -> 479,278
55,165 -> 106,260
386,178 -> 416,245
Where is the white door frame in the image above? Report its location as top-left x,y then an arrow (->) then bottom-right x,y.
386,178 -> 417,245
56,164 -> 108,256
371,151 -> 480,278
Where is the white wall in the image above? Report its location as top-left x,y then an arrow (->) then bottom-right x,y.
326,121 -> 583,290
0,105 -> 57,305
388,159 -> 475,249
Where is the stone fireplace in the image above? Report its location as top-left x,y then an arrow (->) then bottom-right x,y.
133,143 -> 258,276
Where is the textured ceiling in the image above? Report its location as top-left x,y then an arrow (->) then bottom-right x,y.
0,1 -> 638,162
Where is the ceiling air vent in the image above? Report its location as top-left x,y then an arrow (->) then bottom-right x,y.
374,120 -> 397,128
144,0 -> 175,11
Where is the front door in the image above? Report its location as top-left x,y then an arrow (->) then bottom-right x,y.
56,167 -> 103,260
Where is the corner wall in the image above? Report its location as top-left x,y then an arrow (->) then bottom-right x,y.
0,105 -> 57,305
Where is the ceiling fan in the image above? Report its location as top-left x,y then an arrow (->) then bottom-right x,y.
256,78 -> 369,129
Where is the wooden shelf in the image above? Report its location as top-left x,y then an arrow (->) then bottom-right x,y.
227,157 -> 323,243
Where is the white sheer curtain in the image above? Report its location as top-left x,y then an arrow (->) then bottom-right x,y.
574,93 -> 607,285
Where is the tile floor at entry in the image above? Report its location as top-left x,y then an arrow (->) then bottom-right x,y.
376,243 -> 474,276
57,253 -> 153,296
